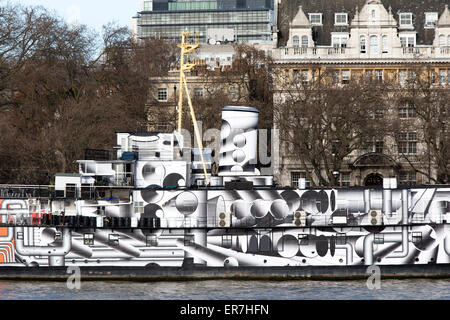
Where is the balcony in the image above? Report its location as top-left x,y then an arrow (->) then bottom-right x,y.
281,46 -> 347,59
276,45 -> 450,60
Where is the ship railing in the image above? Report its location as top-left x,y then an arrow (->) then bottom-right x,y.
0,185 -> 53,199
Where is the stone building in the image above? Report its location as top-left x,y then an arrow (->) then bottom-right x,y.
271,0 -> 450,187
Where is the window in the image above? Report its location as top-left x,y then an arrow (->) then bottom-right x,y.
194,88 -> 203,97
335,13 -> 348,25
360,35 -> 366,53
364,140 -> 384,153
291,172 -> 310,187
365,69 -> 373,80
398,101 -> 415,118
397,132 -> 417,155
311,69 -> 317,83
341,173 -> 350,186
399,172 -> 417,185
293,70 -> 300,83
408,69 -> 416,81
399,13 -> 413,28
439,35 -> 445,46
374,141 -> 384,153
301,70 -> 309,84
375,69 -> 383,82
309,13 -> 322,25
382,35 -> 388,53
342,70 -> 350,84
431,69 -> 437,83
229,87 -> 238,101
400,35 -> 415,47
293,35 -> 299,47
371,10 -> 376,20
424,12 -> 438,28
398,69 -> 406,85
157,88 -> 168,101
332,34 -> 348,48
439,69 -> 447,84
143,1 -> 152,11
369,35 -> 378,54
332,70 -> 340,84
84,233 -> 94,246
301,35 -> 308,48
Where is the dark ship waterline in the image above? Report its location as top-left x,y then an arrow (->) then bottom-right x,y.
1,105 -> 450,280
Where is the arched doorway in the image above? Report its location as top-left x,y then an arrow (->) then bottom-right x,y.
364,173 -> 383,186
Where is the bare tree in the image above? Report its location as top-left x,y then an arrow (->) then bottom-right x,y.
0,3 -> 179,184
274,68 -> 391,186
391,66 -> 450,184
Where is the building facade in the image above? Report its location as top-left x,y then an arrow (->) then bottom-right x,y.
132,0 -> 274,45
272,0 -> 450,188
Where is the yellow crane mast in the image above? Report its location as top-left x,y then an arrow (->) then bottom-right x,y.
177,32 -> 210,186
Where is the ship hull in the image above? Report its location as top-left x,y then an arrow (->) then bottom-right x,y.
0,264 -> 449,281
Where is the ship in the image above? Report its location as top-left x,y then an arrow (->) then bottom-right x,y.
0,34 -> 449,281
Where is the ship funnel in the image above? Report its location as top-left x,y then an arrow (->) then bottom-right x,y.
219,106 -> 259,176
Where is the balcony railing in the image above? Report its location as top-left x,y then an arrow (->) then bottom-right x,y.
278,45 -> 449,59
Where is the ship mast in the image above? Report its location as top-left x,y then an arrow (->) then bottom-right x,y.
177,32 -> 210,186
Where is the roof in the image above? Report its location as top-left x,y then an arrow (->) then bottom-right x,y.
278,0 -> 449,47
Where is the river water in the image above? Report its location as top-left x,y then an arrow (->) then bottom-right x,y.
0,278 -> 448,300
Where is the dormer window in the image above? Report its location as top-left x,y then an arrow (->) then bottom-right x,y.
335,13 -> 348,25
424,12 -> 438,28
399,13 -> 413,28
309,13 -> 322,25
